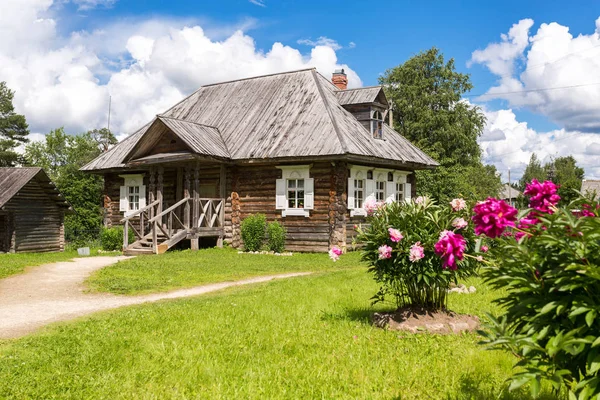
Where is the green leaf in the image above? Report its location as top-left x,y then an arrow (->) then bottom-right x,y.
586,310 -> 597,327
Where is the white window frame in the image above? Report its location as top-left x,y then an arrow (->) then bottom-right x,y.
348,166 -> 376,217
372,110 -> 384,139
119,174 -> 146,217
393,172 -> 412,203
276,165 -> 314,217
348,166 -> 412,216
374,172 -> 387,202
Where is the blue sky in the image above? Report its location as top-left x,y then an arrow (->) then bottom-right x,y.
3,0 -> 600,180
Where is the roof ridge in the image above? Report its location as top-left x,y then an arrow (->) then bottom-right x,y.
157,115 -> 219,130
311,69 -> 349,154
201,68 -> 317,88
337,85 -> 383,92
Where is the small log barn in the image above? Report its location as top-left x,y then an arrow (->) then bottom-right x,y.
0,168 -> 71,253
81,68 -> 438,255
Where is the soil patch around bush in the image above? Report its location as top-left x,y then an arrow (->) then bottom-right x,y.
372,306 -> 480,334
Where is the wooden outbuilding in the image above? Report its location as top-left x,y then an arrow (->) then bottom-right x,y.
81,68 -> 438,255
0,168 -> 71,253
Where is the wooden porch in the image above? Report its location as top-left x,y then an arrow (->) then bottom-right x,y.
121,164 -> 226,255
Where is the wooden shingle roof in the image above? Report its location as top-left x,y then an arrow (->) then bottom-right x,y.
82,68 -> 437,171
582,180 -> 600,196
335,86 -> 386,106
0,168 -> 71,209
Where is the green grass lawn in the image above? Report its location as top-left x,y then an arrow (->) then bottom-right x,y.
0,267 -> 562,399
0,250 -> 103,280
86,247 -> 364,295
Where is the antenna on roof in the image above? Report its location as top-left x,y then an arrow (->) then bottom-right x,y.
107,95 -> 112,133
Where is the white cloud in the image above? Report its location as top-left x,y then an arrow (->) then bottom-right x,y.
480,107 -> 600,181
298,36 -> 342,51
470,17 -> 600,132
248,0 -> 266,7
0,0 -> 362,138
72,0 -> 116,10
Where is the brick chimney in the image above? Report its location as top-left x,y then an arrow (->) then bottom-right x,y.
332,69 -> 348,90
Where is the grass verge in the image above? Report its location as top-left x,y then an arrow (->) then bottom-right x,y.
0,250 -> 104,280
0,269 -> 560,399
86,247 -> 364,295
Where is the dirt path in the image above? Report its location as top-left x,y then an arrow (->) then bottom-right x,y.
0,256 -> 311,339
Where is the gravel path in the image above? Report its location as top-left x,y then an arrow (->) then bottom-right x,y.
0,256 -> 311,339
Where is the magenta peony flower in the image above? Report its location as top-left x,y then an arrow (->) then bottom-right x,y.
409,242 -> 425,262
329,246 -> 342,262
480,245 -> 489,253
515,216 -> 539,240
378,244 -> 393,260
450,198 -> 467,212
580,204 -> 599,217
452,217 -> 468,230
472,198 -> 518,238
434,230 -> 466,270
524,179 -> 560,213
388,227 -> 404,243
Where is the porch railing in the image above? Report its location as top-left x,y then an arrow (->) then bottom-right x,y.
120,199 -> 161,250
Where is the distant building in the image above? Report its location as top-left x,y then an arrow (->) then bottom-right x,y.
499,183 -> 521,207
0,168 -> 71,253
581,179 -> 600,198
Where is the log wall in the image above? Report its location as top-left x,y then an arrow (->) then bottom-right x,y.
3,180 -> 64,253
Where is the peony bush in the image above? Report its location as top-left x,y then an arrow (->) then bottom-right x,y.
475,180 -> 600,399
349,196 -> 483,310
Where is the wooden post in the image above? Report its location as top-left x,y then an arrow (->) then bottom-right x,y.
183,167 -> 191,228
218,164 -> 226,247
157,166 -> 164,225
190,238 -> 199,251
149,167 -> 156,220
8,214 -> 15,253
152,221 -> 158,254
193,165 -> 200,229
123,220 -> 129,251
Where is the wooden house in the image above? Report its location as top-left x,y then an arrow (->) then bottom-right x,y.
0,168 -> 71,253
81,68 -> 438,254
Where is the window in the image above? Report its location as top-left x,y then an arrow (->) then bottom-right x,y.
376,180 -> 386,202
287,179 -> 305,208
276,166 -> 314,217
119,174 -> 146,216
128,186 -> 140,211
354,178 -> 365,209
395,182 -> 404,202
372,110 -> 383,139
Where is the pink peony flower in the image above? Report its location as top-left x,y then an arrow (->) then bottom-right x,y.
452,217 -> 468,230
450,198 -> 467,212
472,198 -> 518,238
378,244 -> 393,260
363,198 -> 378,216
580,204 -> 599,217
329,246 -> 342,262
388,227 -> 404,243
434,230 -> 466,270
480,245 -> 489,253
524,179 -> 560,213
409,242 -> 425,262
476,255 -> 484,262
514,216 -> 539,241
414,196 -> 425,205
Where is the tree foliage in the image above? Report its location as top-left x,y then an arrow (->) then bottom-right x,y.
25,128 -> 117,238
0,82 -> 29,166
380,47 -> 501,202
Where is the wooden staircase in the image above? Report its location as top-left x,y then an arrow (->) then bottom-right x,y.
121,197 -> 224,256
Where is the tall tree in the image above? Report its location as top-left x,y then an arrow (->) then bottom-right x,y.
380,47 -> 501,201
518,153 -> 546,191
0,82 -> 29,166
546,156 -> 584,204
25,128 -> 117,240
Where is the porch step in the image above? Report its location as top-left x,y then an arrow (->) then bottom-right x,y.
123,229 -> 187,256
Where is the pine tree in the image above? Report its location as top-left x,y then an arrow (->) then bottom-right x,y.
0,82 -> 29,166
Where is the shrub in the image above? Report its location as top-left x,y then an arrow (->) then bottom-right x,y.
241,214 -> 266,252
357,197 -> 481,310
477,180 -> 600,398
266,222 -> 286,253
101,227 -> 134,251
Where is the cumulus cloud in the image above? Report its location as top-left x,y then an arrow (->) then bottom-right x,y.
248,0 -> 266,7
298,36 -> 342,51
480,107 -> 600,180
72,0 -> 117,10
470,16 -> 600,132
0,0 -> 362,138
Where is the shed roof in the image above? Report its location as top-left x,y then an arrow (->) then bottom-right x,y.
582,180 -> 600,196
0,168 -> 71,209
82,68 -> 437,171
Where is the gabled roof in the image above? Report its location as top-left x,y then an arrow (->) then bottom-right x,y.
82,68 -> 437,171
0,168 -> 71,209
499,184 -> 521,200
582,179 -> 600,196
335,86 -> 387,106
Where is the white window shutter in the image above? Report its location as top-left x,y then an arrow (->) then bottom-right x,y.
347,178 -> 355,209
304,178 -> 314,209
404,183 -> 412,201
385,181 -> 395,203
276,179 -> 286,209
139,185 -> 147,209
365,179 -> 375,199
119,186 -> 127,211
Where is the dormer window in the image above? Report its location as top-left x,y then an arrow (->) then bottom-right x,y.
372,110 -> 383,139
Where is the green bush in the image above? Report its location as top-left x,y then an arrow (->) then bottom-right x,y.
478,181 -> 600,398
266,222 -> 286,253
101,227 -> 134,251
241,214 -> 266,252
